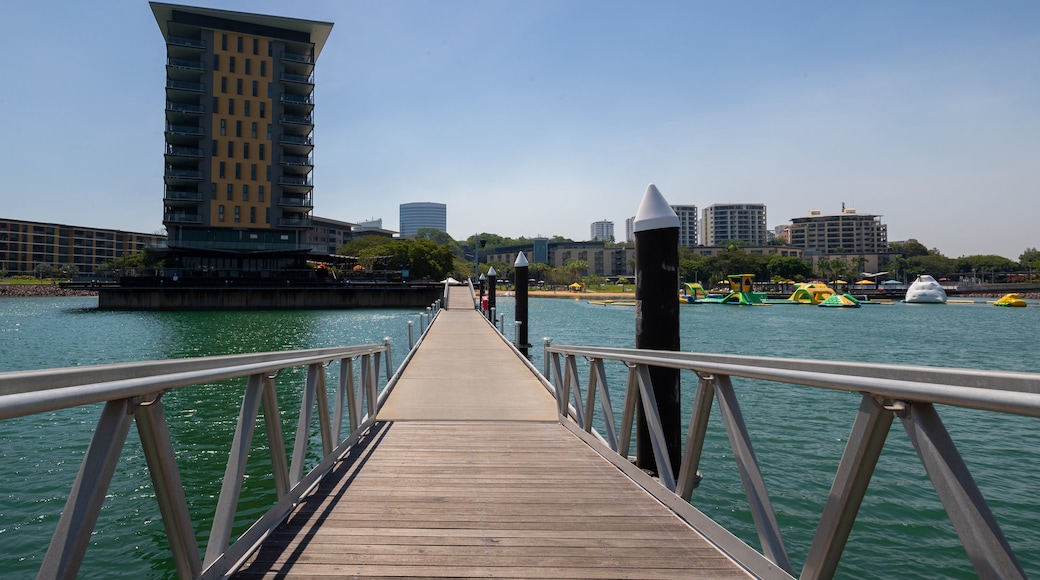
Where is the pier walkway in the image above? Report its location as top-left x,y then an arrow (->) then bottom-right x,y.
232,286 -> 757,578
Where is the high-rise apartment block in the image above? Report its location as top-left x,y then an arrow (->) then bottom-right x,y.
670,205 -> 698,248
590,220 -> 614,242
701,204 -> 768,246
151,3 -> 332,268
399,202 -> 447,238
787,208 -> 888,254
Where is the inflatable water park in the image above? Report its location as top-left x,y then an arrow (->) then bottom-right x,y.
680,274 -> 863,307
903,275 -> 948,304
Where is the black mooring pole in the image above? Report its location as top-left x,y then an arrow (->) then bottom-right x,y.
514,251 -> 530,357
633,183 -> 681,478
487,266 -> 497,322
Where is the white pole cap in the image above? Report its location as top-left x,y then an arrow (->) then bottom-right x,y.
514,251 -> 529,267
633,183 -> 679,232
488,266 -> 497,276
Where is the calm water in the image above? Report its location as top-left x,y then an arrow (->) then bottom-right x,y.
1,295 -> 1038,578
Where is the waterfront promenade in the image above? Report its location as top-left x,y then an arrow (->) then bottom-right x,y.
230,285 -> 759,578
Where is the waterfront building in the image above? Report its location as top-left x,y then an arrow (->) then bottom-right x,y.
687,244 -> 804,259
0,218 -> 165,277
399,202 -> 446,238
150,3 -> 333,275
787,208 -> 888,255
590,220 -> 614,242
671,204 -> 699,248
625,217 -> 635,243
701,203 -> 768,246
306,216 -> 355,255
484,240 -> 635,279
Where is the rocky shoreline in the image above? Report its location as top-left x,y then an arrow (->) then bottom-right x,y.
0,284 -> 98,298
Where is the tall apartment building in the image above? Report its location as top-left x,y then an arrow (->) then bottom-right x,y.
399,202 -> 447,237
671,205 -> 698,248
625,217 -> 635,243
151,3 -> 333,271
0,218 -> 165,277
590,220 -> 614,242
787,208 -> 888,254
701,203 -> 768,246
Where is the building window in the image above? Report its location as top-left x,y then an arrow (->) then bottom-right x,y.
220,76 -> 227,93
236,78 -> 242,95
260,60 -> 266,77
221,34 -> 227,51
229,56 -> 235,73
218,205 -> 225,221
252,80 -> 258,97
250,207 -> 256,223
227,141 -> 234,158
244,100 -> 250,117
267,82 -> 273,98
253,38 -> 259,55
212,97 -> 219,114
235,163 -> 241,179
266,124 -> 271,139
237,36 -> 243,53
211,183 -> 216,198
242,184 -> 249,201
228,99 -> 235,115
227,184 -> 233,200
213,54 -> 219,71
218,161 -> 225,178
235,120 -> 242,137
234,206 -> 241,223
250,164 -> 257,180
251,122 -> 257,138
258,143 -> 265,160
219,119 -> 226,136
243,143 -> 250,159
259,102 -> 265,118
258,186 -> 264,202
268,42 -> 272,57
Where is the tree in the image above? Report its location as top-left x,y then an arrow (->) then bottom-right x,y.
563,259 -> 588,282
889,239 -> 929,257
766,256 -> 813,282
415,229 -> 462,256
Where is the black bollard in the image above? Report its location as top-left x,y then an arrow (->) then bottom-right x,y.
633,183 -> 681,478
479,273 -> 486,312
487,266 -> 497,322
514,251 -> 530,357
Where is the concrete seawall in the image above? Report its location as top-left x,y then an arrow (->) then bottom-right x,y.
97,284 -> 442,310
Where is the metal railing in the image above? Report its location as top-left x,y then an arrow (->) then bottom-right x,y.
1,297 -> 446,579
543,344 -> 1037,580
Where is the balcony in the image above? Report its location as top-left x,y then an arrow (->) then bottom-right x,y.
281,51 -> 314,65
277,195 -> 313,210
280,93 -> 314,106
280,73 -> 314,86
166,145 -> 204,158
166,102 -> 204,115
163,190 -> 204,203
166,80 -> 205,93
164,213 -> 204,224
278,217 -> 313,228
168,37 -> 205,49
166,124 -> 203,136
167,57 -> 205,72
279,155 -> 313,167
280,114 -> 313,126
280,134 -> 313,147
164,168 -> 203,180
278,176 -> 313,187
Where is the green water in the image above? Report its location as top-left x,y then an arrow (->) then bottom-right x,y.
1,295 -> 1038,578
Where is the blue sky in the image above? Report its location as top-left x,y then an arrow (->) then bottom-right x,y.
1,1 -> 1037,259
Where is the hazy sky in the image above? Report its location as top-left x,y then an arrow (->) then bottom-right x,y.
1,1 -> 1037,259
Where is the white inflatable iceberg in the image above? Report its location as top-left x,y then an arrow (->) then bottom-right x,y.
903,275 -> 947,304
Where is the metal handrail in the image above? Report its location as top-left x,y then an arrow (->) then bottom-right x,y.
1,345 -> 391,579
544,343 -> 1035,580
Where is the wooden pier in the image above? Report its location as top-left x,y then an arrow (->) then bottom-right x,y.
231,286 -> 761,578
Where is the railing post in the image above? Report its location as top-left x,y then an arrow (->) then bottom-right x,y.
135,397 -> 202,579
408,320 -> 414,349
39,398 -> 135,579
514,320 -> 522,345
542,337 -> 553,378
499,312 -> 505,334
383,337 -> 393,380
